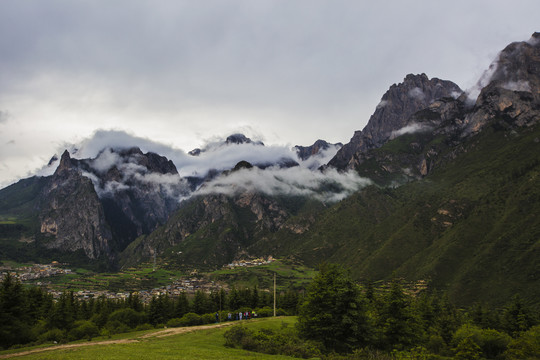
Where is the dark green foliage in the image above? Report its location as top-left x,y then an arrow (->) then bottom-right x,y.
297,263 -> 372,353
224,325 -> 322,358
107,308 -> 146,329
504,325 -> 540,359
452,324 -> 511,359
378,281 -> 422,350
68,320 -> 99,341
179,312 -> 202,326
0,273 -> 33,348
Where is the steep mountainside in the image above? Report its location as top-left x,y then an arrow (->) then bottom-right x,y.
1,34 -> 539,307
0,147 -> 187,267
328,73 -> 462,170
121,34 -> 540,306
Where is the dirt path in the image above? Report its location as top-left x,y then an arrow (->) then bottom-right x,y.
0,322 -> 236,359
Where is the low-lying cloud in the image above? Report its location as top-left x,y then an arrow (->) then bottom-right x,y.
408,87 -> 426,101
501,80 -> 531,92
390,122 -> 431,139
195,166 -> 371,203
465,57 -> 500,105
40,129 -> 365,203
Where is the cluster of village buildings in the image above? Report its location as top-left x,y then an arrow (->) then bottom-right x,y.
225,256 -> 274,269
0,262 -> 227,304
0,261 -> 72,281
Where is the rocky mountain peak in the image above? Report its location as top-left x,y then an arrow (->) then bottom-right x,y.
54,150 -> 75,175
294,139 -> 342,161
464,33 -> 540,133
226,133 -> 264,146
328,74 -> 462,170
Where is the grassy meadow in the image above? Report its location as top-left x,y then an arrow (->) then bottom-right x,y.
0,317 -> 299,360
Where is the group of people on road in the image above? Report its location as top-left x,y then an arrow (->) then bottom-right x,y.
215,311 -> 258,323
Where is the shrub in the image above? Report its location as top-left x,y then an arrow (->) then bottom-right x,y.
104,320 -> 131,335
68,320 -> 99,341
166,318 -> 183,328
223,325 -> 321,358
108,308 -> 146,329
135,323 -> 154,331
38,328 -> 64,344
504,325 -> 540,359
453,324 -> 511,359
179,312 -> 202,326
201,313 -> 217,324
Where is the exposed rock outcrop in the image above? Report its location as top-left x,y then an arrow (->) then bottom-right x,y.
328,74 -> 462,170
39,150 -> 112,259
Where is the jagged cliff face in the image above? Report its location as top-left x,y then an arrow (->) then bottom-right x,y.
465,32 -> 540,134
79,147 -> 185,250
39,151 -> 112,259
37,147 -> 186,260
329,73 -> 462,170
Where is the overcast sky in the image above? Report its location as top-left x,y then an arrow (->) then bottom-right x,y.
0,0 -> 539,187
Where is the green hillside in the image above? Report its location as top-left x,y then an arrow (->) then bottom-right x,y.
260,120 -> 540,307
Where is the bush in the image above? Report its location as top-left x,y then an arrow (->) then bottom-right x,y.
223,325 -> 321,358
166,318 -> 183,328
504,325 -> 540,359
255,307 -> 273,318
179,312 -> 202,326
201,313 -> 217,324
68,320 -> 99,341
104,320 -> 131,335
38,328 -> 64,344
452,324 -> 511,359
224,325 -> 251,348
108,308 -> 146,329
135,323 -> 154,331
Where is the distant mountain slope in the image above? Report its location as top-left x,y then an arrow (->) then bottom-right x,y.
1,34 -> 539,308
260,118 -> 540,306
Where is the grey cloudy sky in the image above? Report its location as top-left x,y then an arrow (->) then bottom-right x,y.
0,0 -> 539,187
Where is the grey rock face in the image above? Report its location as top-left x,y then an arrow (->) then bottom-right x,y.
329,74 -> 462,170
39,151 -> 112,259
465,33 -> 540,134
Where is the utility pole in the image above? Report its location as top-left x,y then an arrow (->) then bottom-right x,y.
273,272 -> 276,317
153,248 -> 157,272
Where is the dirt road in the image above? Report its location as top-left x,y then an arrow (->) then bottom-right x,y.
0,322 -> 236,359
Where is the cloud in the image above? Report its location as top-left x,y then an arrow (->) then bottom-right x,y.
376,100 -> 389,109
390,123 -> 431,138
465,58 -> 499,104
501,80 -> 531,92
90,148 -> 122,173
299,144 -> 342,170
0,110 -> 9,123
194,166 -> 371,203
408,87 -> 425,101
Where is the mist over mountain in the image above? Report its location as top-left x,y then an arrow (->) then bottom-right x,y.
1,33 -> 539,306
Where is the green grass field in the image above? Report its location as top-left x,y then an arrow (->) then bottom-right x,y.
0,317 -> 299,360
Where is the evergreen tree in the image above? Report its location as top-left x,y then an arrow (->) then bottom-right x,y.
378,281 -> 422,350
192,290 -> 210,314
297,263 -> 372,353
228,286 -> 240,311
174,292 -> 190,318
0,273 -> 32,348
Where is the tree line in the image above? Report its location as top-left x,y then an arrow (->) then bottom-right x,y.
0,273 -> 299,349
225,263 -> 540,359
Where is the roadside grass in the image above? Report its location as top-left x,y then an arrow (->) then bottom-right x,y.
1,317 -> 299,360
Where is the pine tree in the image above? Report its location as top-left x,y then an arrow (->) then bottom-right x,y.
297,263 -> 372,353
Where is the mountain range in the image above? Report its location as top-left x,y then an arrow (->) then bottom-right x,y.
1,33 -> 539,306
